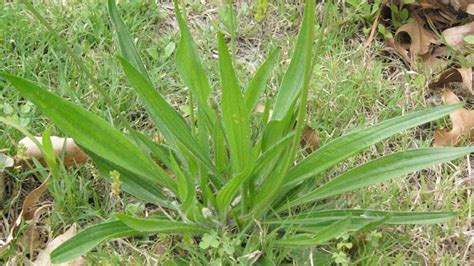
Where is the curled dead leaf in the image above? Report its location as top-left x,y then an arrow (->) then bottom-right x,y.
0,153 -> 14,172
18,136 -> 89,167
467,4 -> 474,14
21,181 -> 49,220
429,68 -> 473,94
35,224 -> 87,266
255,103 -> 273,119
300,126 -> 320,154
442,22 -> 474,48
0,181 -> 49,252
434,90 -> 474,146
417,0 -> 446,9
420,49 -> 450,74
0,153 -> 14,202
386,38 -> 413,66
395,16 -> 439,57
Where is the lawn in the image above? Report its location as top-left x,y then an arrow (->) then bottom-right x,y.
1,1 -> 472,265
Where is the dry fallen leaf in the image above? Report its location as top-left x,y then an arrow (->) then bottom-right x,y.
19,203 -> 52,257
420,53 -> 450,74
395,16 -> 439,56
0,181 -> 49,252
434,90 -> 474,146
467,4 -> 474,14
300,126 -> 320,154
35,224 -> 87,266
415,0 -> 447,9
21,181 -> 49,220
442,22 -> 474,48
255,103 -> 273,119
386,38 -> 413,66
18,136 -> 89,166
0,153 -> 14,172
0,153 -> 14,202
429,68 -> 473,94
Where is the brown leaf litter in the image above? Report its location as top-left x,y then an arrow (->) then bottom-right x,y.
434,90 -> 474,146
378,0 -> 473,146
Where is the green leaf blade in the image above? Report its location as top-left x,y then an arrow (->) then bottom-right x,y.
271,0 -> 315,121
244,48 -> 279,112
115,214 -> 208,234
174,1 -> 211,107
1,73 -> 175,190
267,209 -> 457,225
285,104 -> 464,188
218,34 -> 251,173
108,0 -> 149,80
51,221 -> 139,264
286,147 -> 474,208
117,57 -> 215,172
87,150 -> 169,207
275,217 -> 351,246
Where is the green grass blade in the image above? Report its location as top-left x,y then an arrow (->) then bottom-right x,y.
1,73 -> 176,191
41,127 -> 60,178
285,104 -> 464,188
275,217 -> 351,246
115,214 -> 209,233
244,48 -> 279,112
117,57 -> 215,173
271,0 -> 314,121
50,221 -> 139,264
285,147 -> 474,208
218,34 -> 251,173
266,209 -> 456,225
174,0 -> 211,107
107,0 -> 149,80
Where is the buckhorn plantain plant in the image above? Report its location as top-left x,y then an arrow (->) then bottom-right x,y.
2,0 -> 472,264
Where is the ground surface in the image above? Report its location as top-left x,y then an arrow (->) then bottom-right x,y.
0,1 -> 472,265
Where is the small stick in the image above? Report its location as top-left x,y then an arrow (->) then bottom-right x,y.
364,9 -> 382,48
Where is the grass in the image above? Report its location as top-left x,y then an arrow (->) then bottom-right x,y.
1,1 -> 472,264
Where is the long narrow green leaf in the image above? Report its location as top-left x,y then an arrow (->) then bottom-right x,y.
218,34 -> 251,173
118,57 -> 215,172
1,73 -> 176,191
108,0 -> 149,80
244,48 -> 279,112
266,209 -> 456,225
169,154 -> 195,213
284,104 -> 464,189
275,217 -> 351,246
285,147 -> 474,209
51,221 -> 139,264
173,1 -> 229,180
87,151 -> 169,207
174,0 -> 211,107
271,0 -> 314,121
251,0 -> 315,215
133,131 -> 174,169
216,166 -> 254,212
254,132 -> 295,176
115,214 -> 209,233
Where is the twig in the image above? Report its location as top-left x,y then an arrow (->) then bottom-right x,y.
364,10 -> 381,48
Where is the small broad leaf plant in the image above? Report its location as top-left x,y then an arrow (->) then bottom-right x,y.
2,0 -> 472,264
